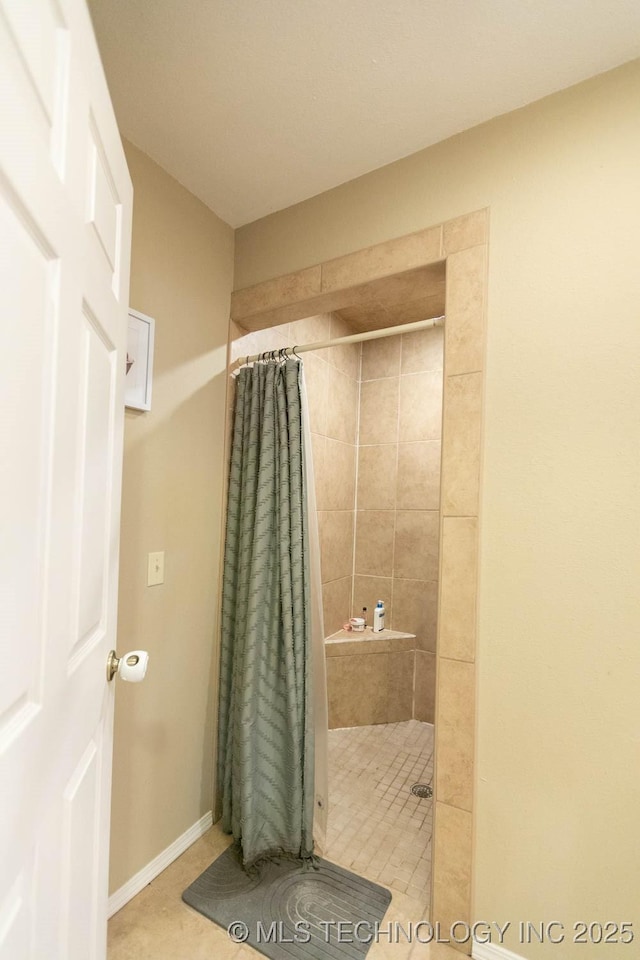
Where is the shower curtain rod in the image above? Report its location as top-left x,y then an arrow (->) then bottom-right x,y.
232,315 -> 445,369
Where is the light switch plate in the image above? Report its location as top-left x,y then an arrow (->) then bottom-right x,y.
147,551 -> 165,586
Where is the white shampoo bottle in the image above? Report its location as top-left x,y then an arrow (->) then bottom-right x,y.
373,599 -> 385,632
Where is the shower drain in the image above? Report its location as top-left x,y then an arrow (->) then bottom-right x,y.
410,783 -> 433,799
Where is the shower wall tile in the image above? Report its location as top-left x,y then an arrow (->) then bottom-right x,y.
326,650 -> 414,728
398,370 -> 443,442
302,352 -> 328,435
441,371 -> 483,517
439,517 -> 478,662
436,658 -> 475,812
319,510 -> 354,583
322,577 -> 352,637
414,650 -> 436,723
329,314 -> 361,380
361,336 -> 401,381
330,340 -> 361,381
290,312 -> 331,362
326,654 -> 389,727
338,300 -> 389,331
292,315 -> 361,640
392,579 -> 437,649
442,208 -> 488,256
356,445 -> 397,510
320,226 -> 441,293
325,365 -> 358,443
309,432 -> 326,503
320,440 -> 356,511
231,264 -> 321,321
359,377 -> 399,444
230,322 -> 293,366
354,510 -> 395,578
354,329 -> 443,728
396,440 -> 441,510
388,292 -> 443,326
445,244 -> 486,376
432,227 -> 486,939
352,575 -> 393,626
400,325 -> 444,375
394,510 -> 439,581
386,651 -> 416,723
432,802 -> 473,949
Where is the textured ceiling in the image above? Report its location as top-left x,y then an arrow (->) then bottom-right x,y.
89,0 -> 640,227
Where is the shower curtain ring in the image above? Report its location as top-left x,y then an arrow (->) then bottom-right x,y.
292,345 -> 302,360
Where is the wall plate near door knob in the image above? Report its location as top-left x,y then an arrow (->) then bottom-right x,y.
107,650 -> 150,683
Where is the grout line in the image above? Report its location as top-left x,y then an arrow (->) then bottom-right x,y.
446,369 -> 483,379
360,368 -> 444,383
322,436 -> 360,448
359,438 -> 442,447
389,336 -> 403,629
350,341 -> 363,619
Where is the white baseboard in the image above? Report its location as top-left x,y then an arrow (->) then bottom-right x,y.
473,943 -> 526,960
108,810 -> 213,918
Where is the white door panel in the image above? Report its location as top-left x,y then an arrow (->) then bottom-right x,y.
0,0 -> 132,956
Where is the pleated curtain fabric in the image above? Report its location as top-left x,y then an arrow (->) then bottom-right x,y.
217,359 -> 315,868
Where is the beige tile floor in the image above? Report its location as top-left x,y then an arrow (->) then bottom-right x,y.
324,720 -> 434,905
108,720 -> 453,960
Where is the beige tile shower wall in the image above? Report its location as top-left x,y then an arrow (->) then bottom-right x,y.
230,314 -> 360,636
354,326 -> 443,721
432,232 -> 486,951
326,649 -> 415,728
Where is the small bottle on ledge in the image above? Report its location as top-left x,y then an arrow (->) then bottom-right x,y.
373,600 -> 385,633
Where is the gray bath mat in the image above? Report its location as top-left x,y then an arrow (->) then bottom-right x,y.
182,843 -> 391,959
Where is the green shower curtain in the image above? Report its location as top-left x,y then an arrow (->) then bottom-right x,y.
217,358 -> 315,868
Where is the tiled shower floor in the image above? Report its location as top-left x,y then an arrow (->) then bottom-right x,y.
325,719 -> 434,910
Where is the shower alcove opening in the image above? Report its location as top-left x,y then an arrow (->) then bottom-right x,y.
222,209 -> 487,954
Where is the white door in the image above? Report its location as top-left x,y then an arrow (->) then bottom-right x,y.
0,0 -> 132,956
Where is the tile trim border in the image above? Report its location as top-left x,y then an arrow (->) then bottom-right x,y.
107,810 -> 213,918
230,229 -> 445,325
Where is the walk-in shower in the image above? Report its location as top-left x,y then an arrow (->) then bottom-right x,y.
229,306 -> 444,917
225,212 -> 487,942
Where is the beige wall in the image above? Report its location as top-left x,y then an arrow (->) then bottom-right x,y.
109,142 -> 233,894
234,61 -> 640,958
